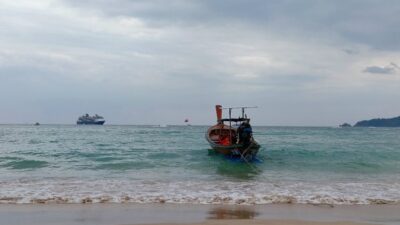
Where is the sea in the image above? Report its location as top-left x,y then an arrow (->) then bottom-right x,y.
0,125 -> 399,205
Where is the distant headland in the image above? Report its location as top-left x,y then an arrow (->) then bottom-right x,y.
339,123 -> 351,127
341,116 -> 400,127
354,116 -> 400,127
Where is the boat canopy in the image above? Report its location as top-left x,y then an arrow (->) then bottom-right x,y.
219,118 -> 250,123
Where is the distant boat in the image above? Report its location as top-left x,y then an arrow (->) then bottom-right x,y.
77,114 -> 105,125
184,118 -> 191,126
34,122 -> 40,126
205,105 -> 260,160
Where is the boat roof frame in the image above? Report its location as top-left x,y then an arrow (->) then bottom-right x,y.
218,106 -> 256,124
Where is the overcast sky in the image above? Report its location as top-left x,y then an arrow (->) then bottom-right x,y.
1,0 -> 400,125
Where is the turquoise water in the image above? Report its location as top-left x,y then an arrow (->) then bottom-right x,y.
0,125 -> 399,204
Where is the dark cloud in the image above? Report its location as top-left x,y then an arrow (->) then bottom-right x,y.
64,0 -> 400,50
363,65 -> 396,74
343,49 -> 358,55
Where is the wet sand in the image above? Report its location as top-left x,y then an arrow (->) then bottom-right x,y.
134,220 -> 376,225
0,203 -> 398,225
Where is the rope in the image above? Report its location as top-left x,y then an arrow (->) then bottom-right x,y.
237,141 -> 263,173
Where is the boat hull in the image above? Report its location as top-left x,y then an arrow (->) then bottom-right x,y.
208,140 -> 260,158
205,124 -> 260,159
77,121 -> 105,125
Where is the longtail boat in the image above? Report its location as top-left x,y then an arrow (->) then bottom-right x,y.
205,105 -> 260,160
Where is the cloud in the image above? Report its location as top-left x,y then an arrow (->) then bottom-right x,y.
63,0 -> 400,51
363,63 -> 399,74
343,49 -> 358,55
1,0 -> 400,125
390,62 -> 400,70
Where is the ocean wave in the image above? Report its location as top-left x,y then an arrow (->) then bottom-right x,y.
1,160 -> 49,170
0,179 -> 399,205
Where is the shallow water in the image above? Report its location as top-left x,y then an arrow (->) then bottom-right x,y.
0,125 -> 399,205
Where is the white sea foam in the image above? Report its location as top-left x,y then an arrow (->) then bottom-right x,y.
0,179 -> 399,205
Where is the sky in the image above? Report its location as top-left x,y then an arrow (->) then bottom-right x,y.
1,0 -> 400,126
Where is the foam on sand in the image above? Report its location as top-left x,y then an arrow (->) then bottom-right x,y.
1,178 -> 399,205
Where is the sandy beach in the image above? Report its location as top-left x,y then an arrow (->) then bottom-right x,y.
0,203 -> 398,225
134,220 -> 376,225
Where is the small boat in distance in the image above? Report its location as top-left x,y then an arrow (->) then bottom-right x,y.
205,105 -> 260,160
77,114 -> 105,125
184,118 -> 191,126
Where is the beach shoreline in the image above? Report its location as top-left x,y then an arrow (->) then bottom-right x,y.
0,203 -> 398,225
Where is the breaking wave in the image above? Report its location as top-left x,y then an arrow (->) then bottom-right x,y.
1,179 -> 399,205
